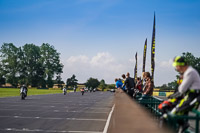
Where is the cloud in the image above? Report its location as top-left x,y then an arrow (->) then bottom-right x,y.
90,52 -> 114,66
61,53 -> 177,86
159,59 -> 173,68
67,55 -> 89,64
62,52 -> 128,84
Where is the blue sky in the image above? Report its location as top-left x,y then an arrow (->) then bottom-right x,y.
0,0 -> 200,85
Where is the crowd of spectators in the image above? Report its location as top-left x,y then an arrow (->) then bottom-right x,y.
115,71 -> 154,98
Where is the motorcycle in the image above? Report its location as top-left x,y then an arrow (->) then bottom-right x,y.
63,88 -> 67,95
81,88 -> 84,95
20,87 -> 27,100
158,92 -> 191,133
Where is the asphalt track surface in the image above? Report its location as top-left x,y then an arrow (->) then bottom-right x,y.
0,91 -> 114,133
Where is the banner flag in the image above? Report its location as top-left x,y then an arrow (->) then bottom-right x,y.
143,38 -> 147,73
151,13 -> 156,81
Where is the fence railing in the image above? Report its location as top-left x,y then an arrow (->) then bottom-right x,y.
135,94 -> 200,133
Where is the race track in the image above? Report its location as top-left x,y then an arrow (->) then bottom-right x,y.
0,91 -> 114,133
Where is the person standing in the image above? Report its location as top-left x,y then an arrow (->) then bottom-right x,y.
142,72 -> 154,96
123,73 -> 135,98
121,74 -> 126,91
135,77 -> 142,92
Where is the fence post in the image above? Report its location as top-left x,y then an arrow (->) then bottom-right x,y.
196,113 -> 199,133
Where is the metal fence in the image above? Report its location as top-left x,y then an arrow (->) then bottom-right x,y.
135,94 -> 200,133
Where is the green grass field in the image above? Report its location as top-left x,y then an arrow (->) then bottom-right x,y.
0,88 -> 65,97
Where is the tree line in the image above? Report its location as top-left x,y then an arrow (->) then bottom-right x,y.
0,43 -> 116,90
66,75 -> 115,91
0,43 -> 63,88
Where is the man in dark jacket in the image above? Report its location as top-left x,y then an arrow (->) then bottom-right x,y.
123,72 -> 135,98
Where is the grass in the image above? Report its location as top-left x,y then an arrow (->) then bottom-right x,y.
0,88 -> 65,98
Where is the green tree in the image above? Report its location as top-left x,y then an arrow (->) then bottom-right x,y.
107,84 -> 116,89
0,43 -> 20,87
0,61 -> 6,86
85,77 -> 100,89
21,44 -> 43,87
182,52 -> 200,74
0,43 -> 63,88
99,79 -> 107,91
167,80 -> 177,90
40,43 -> 63,88
55,74 -> 64,88
66,74 -> 78,88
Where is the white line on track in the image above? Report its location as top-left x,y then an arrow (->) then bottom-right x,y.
1,104 -> 110,108
0,115 -> 106,121
103,104 -> 115,133
1,128 -> 103,133
0,109 -> 108,113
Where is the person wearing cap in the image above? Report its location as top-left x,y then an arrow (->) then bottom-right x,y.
170,56 -> 200,132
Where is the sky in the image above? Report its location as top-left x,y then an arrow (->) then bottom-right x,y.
0,0 -> 200,86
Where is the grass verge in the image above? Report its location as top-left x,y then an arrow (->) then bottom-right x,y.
0,88 -> 63,98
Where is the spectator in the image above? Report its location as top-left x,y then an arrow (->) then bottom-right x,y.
115,78 -> 123,89
142,72 -> 146,92
121,74 -> 126,91
142,72 -> 154,96
123,72 -> 135,98
135,77 -> 142,92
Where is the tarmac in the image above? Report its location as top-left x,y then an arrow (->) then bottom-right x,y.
0,91 -> 114,133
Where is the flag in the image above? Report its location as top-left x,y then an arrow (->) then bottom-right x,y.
143,38 -> 147,73
151,13 -> 156,81
134,52 -> 137,82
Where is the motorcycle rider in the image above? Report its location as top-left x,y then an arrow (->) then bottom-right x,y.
21,84 -> 28,97
63,87 -> 67,95
158,74 -> 183,128
80,88 -> 84,95
170,56 -> 200,132
73,87 -> 76,92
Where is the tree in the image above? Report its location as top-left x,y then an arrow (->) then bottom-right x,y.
55,74 -> 64,88
85,78 -> 100,89
0,77 -> 6,86
66,74 -> 78,88
21,44 -> 43,87
40,43 -> 63,88
0,43 -> 63,88
167,80 -> 177,90
107,84 -> 116,89
0,43 -> 20,87
0,61 -> 6,86
182,52 -> 200,74
99,79 -> 107,91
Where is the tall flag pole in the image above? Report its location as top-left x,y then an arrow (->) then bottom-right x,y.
151,13 -> 156,81
134,52 -> 137,82
143,38 -> 147,73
